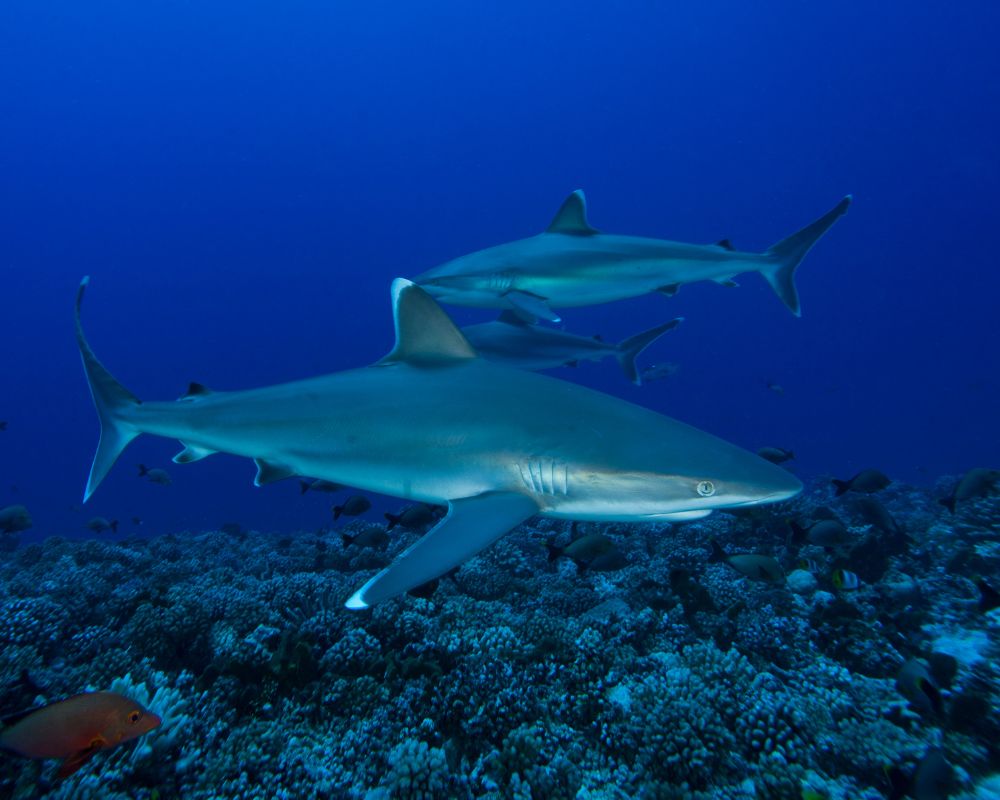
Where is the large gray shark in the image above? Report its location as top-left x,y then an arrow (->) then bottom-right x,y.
461,311 -> 682,384
75,277 -> 801,609
414,191 -> 851,321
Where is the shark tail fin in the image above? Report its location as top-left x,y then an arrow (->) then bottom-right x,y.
616,318 -> 683,385
75,277 -> 142,502
760,196 -> 852,316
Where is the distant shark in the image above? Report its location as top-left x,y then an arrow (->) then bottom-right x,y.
76,277 -> 801,609
461,312 -> 682,384
414,191 -> 851,321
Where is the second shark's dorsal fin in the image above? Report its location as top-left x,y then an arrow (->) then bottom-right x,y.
178,382 -> 212,401
380,279 -> 478,366
546,190 -> 599,236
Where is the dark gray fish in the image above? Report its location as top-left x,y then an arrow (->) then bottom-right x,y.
333,495 -> 371,520
911,748 -> 955,800
789,518 -> 853,548
384,503 -> 439,531
639,362 -> 681,383
669,568 -> 718,616
831,468 -> 890,496
548,532 -> 625,571
300,478 -> 344,495
0,505 -> 32,534
708,539 -> 784,583
977,578 -> 1000,613
852,496 -> 903,536
86,517 -> 118,534
895,658 -> 943,716
757,446 -> 795,464
0,421 -> 7,431
342,525 -> 389,550
137,464 -> 172,485
766,381 -> 784,395
940,467 -> 1000,513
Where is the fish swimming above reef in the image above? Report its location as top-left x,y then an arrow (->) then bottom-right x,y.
413,191 -> 851,320
333,494 -> 372,520
0,504 -> 32,534
75,276 -> 801,609
0,691 -> 160,778
547,531 -> 627,572
384,503 -> 440,531
831,469 -> 891,496
940,467 -> 1000,513
85,517 -> 117,534
461,312 -> 682,384
639,362 -> 681,383
708,539 -> 785,583
299,478 -> 344,495
757,446 -> 795,465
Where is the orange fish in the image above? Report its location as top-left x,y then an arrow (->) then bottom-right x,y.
0,691 -> 161,778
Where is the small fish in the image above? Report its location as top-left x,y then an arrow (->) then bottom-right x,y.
977,578 -> 1000,613
708,539 -> 784,583
852,496 -> 903,537
831,569 -> 860,591
669,568 -> 718,615
384,503 -> 439,531
831,469 -> 890,496
137,464 -> 172,486
333,495 -> 372,520
940,467 -> 1000,513
766,380 -> 784,395
640,362 -> 681,383
0,691 -> 161,779
548,532 -> 626,572
757,446 -> 795,464
789,519 -> 853,549
0,505 -> 32,534
86,517 -> 118,534
910,748 -> 956,800
299,478 -> 344,495
895,659 -> 946,726
0,420 -> 7,431
131,516 -> 143,526
797,558 -> 821,573
342,525 -> 389,550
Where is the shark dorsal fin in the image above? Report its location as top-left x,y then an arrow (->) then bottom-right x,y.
546,190 -> 599,235
716,238 -> 735,251
381,279 -> 478,365
179,382 -> 212,401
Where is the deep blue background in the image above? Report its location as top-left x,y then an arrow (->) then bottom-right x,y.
1,1 -> 997,539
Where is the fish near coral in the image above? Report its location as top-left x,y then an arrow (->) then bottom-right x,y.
895,658 -> 943,716
830,569 -> 860,591
137,464 -> 172,485
333,495 -> 371,520
86,517 -> 117,534
300,478 -> 344,495
831,469 -> 890,496
708,539 -> 784,584
384,503 -> 440,531
0,691 -> 161,778
0,504 -> 32,534
940,467 -> 1000,513
757,446 -> 795,465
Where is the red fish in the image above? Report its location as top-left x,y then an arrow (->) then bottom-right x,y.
0,691 -> 161,778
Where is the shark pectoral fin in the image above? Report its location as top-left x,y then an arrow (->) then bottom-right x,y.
546,190 -> 599,235
173,444 -> 217,464
380,279 -> 478,365
503,291 -> 560,323
345,491 -> 538,609
253,459 -> 296,486
656,284 -> 680,297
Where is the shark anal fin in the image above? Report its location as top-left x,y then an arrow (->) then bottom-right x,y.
178,382 -> 212,400
546,190 -> 599,235
253,459 -> 296,486
380,280 -> 478,365
656,284 -> 680,297
173,444 -> 217,464
345,491 -> 538,609
503,290 -> 560,323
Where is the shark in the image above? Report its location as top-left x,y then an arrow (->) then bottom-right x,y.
75,276 -> 802,609
461,312 -> 682,384
414,191 -> 851,321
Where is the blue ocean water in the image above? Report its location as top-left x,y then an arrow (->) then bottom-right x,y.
1,2 -> 999,797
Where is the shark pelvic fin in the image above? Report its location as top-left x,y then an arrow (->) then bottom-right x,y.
345,491 -> 538,609
173,443 -> 216,464
253,459 -> 296,486
503,290 -> 560,323
381,279 -> 478,365
75,277 -> 142,503
546,190 -> 599,236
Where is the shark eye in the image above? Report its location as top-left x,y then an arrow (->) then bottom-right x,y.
696,480 -> 716,497
128,710 -> 142,724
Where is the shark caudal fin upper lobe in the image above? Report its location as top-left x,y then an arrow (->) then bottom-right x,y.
760,196 -> 852,316
616,318 -> 683,385
75,277 -> 142,502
